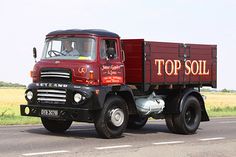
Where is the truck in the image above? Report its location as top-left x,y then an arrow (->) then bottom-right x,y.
20,29 -> 217,138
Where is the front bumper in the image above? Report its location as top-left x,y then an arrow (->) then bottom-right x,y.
20,104 -> 94,122
25,83 -> 110,110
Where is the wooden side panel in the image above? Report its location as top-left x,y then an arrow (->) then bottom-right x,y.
122,39 -> 217,88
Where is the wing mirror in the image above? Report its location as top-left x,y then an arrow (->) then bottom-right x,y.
33,47 -> 37,62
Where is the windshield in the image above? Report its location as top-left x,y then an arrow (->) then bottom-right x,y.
42,37 -> 96,60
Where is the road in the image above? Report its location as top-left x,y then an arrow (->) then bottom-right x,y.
0,117 -> 236,157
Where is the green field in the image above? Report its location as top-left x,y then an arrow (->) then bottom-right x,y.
202,92 -> 236,117
0,88 -> 40,125
0,88 -> 236,125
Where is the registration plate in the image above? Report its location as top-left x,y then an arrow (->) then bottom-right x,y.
41,109 -> 59,117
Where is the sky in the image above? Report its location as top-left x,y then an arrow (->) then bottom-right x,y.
0,0 -> 236,90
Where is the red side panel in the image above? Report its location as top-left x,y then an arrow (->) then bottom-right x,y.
122,39 -> 144,83
122,39 -> 217,88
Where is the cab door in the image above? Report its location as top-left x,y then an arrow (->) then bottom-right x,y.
99,38 -> 125,85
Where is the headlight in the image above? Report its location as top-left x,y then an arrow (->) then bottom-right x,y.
26,91 -> 33,100
74,93 -> 82,103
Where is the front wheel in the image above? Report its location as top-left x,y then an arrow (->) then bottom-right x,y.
41,118 -> 72,133
94,96 -> 129,138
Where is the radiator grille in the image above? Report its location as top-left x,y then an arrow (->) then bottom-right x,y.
37,89 -> 66,104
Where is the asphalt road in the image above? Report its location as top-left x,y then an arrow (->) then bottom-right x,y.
0,117 -> 236,157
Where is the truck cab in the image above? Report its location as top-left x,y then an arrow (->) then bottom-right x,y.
32,29 -> 125,86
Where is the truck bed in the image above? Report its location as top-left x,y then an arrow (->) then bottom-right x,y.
122,39 -> 217,90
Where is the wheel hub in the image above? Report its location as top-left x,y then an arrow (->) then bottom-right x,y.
185,107 -> 195,125
110,108 -> 124,127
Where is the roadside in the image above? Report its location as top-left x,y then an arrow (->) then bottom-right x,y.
0,88 -> 40,125
0,88 -> 236,125
0,117 -> 236,157
202,91 -> 236,117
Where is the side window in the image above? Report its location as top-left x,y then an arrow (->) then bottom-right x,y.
100,39 -> 117,60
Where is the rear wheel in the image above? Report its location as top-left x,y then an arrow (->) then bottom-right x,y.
94,96 -> 129,138
127,115 -> 148,129
41,118 -> 72,133
173,96 -> 201,134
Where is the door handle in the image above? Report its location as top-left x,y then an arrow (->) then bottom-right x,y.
119,65 -> 124,68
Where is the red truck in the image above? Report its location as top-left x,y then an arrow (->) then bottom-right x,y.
20,29 -> 217,138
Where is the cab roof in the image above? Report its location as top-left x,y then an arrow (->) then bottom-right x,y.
46,29 -> 119,38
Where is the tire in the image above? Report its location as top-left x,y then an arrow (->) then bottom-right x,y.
173,96 -> 201,134
41,118 -> 72,133
127,115 -> 148,129
165,115 -> 178,133
94,96 -> 129,138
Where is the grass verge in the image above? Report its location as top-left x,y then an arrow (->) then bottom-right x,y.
207,106 -> 236,117
0,88 -> 41,125
0,115 -> 40,125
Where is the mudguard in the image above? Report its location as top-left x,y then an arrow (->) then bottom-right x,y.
179,89 -> 209,121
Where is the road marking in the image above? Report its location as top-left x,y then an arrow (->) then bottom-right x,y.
95,145 -> 132,150
69,128 -> 95,131
22,150 -> 69,156
218,121 -> 236,124
199,137 -> 225,141
153,141 -> 184,145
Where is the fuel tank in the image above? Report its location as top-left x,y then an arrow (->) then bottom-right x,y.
135,92 -> 165,116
